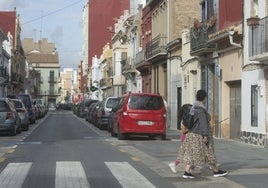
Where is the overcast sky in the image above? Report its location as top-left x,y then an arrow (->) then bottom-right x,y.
0,0 -> 86,71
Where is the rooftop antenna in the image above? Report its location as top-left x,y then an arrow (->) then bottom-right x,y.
40,10 -> 43,40
33,29 -> 37,41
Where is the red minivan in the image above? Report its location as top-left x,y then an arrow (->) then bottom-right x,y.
111,93 -> 167,140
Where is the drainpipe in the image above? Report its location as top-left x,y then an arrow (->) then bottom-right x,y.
228,31 -> 242,48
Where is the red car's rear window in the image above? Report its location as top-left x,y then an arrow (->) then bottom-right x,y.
128,95 -> 164,110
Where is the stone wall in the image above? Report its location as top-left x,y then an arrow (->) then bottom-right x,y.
240,131 -> 267,146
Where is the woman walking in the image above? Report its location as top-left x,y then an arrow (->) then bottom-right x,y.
168,104 -> 191,173
179,89 -> 228,179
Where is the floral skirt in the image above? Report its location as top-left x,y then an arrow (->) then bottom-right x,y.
179,132 -> 217,167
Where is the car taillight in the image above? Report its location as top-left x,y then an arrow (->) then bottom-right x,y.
6,112 -> 14,120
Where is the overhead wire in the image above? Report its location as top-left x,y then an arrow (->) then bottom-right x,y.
22,0 -> 84,25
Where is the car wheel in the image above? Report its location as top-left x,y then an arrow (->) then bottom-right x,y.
111,127 -> 116,137
23,124 -> 29,131
10,126 -> 16,136
17,124 -> 22,134
148,135 -> 155,140
117,125 -> 126,140
161,134 -> 166,140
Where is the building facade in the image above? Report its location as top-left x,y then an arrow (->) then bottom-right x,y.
242,0 -> 268,145
22,38 -> 60,108
0,10 -> 26,95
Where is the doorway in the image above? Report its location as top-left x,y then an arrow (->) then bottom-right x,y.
230,84 -> 241,139
177,87 -> 182,129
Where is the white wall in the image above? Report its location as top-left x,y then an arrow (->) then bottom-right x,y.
242,70 -> 266,133
242,0 -> 267,134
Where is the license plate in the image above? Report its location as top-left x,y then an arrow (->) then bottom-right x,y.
137,121 -> 153,126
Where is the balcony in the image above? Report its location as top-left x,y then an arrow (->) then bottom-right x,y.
134,50 -> 145,67
48,77 -> 58,83
249,16 -> 268,62
48,90 -> 60,96
113,75 -> 126,86
190,19 -> 216,56
11,73 -> 23,84
145,34 -> 167,63
121,58 -> 133,72
99,78 -> 112,88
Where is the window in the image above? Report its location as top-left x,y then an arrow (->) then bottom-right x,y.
201,0 -> 215,21
128,95 -> 164,110
0,101 -> 7,112
251,0 -> 259,17
251,85 -> 258,127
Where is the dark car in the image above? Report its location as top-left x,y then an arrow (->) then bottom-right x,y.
85,101 -> 98,122
17,94 -> 36,124
89,101 -> 102,126
77,99 -> 99,118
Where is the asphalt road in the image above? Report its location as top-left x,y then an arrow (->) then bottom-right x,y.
0,110 -> 174,188
0,110 -> 267,188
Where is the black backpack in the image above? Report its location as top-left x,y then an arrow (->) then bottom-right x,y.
182,104 -> 196,130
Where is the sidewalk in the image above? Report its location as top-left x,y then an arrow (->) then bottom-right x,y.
164,128 -> 268,188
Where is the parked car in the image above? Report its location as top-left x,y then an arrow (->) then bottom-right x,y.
11,99 -> 29,131
77,99 -> 98,118
111,93 -> 167,140
73,102 -> 80,115
85,101 -> 98,122
33,98 -> 47,115
89,101 -> 102,126
17,94 -> 36,124
0,98 -> 21,135
97,97 -> 120,130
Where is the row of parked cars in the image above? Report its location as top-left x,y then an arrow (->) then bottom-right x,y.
0,94 -> 47,136
74,93 -> 167,140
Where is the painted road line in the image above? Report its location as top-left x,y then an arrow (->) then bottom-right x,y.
105,162 -> 156,188
0,157 -> 5,163
0,162 -> 32,188
55,161 -> 90,188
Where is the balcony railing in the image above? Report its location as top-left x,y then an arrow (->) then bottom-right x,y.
190,19 -> 216,56
134,50 -> 145,67
11,73 -> 23,84
48,77 -> 58,83
121,58 -> 133,72
99,78 -> 112,88
249,16 -> 268,62
145,34 -> 167,61
48,90 -> 59,96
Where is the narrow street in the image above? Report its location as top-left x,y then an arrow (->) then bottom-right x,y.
0,110 -> 267,188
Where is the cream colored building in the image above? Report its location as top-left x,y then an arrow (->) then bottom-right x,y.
59,68 -> 79,103
22,38 -> 60,108
147,0 -> 200,129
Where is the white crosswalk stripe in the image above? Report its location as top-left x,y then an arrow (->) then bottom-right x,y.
105,162 -> 156,188
55,161 -> 90,188
0,161 -> 155,188
0,162 -> 32,188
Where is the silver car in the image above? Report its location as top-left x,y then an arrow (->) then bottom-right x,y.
0,98 -> 21,135
97,97 -> 120,130
12,99 -> 29,131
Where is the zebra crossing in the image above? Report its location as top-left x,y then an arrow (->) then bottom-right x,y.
0,161 -> 156,188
